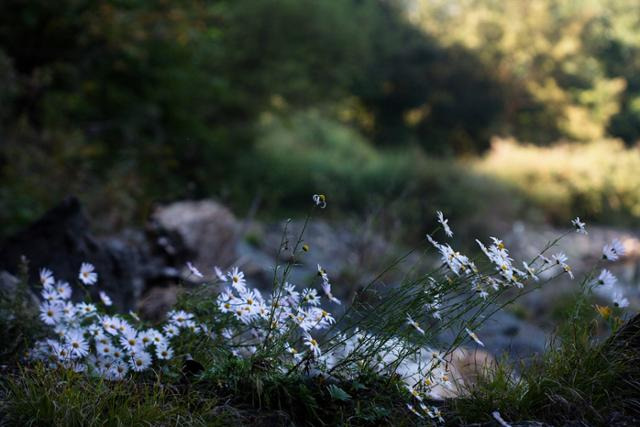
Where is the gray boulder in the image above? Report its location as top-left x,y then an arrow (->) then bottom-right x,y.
149,200 -> 239,277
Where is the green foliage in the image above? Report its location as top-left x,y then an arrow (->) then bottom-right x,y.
2,362 -> 425,426
0,0 -> 509,235
476,139 -> 640,224
328,384 -> 352,402
242,111 -> 521,237
451,288 -> 640,425
0,261 -> 42,363
413,0 -> 640,145
2,365 -> 228,426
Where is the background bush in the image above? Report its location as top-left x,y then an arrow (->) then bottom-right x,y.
3,0 -> 640,236
476,138 -> 640,225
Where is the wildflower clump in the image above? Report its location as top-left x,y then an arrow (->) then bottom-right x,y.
213,263 -> 338,360
594,238 -> 630,308
30,263 -> 196,380
14,201 -> 633,425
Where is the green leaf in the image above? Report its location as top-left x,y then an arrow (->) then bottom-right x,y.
328,384 -> 352,402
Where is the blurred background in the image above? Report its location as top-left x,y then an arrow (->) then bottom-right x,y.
2,0 -> 640,352
3,0 -> 640,234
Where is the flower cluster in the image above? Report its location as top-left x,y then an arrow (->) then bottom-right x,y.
25,199 -> 631,426
214,264 -> 338,359
31,264 -> 196,380
315,329 -> 455,402
427,212 -> 572,303
594,239 -> 629,308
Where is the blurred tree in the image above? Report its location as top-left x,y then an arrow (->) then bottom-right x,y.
409,0 -> 631,144
348,2 -> 504,154
0,0 -> 509,234
0,0 -> 388,231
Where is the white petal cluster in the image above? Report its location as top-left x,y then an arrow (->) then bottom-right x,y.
318,330 -> 455,403
427,235 -> 476,277
436,211 -> 453,238
593,269 -> 629,308
31,264 -> 194,380
571,217 -> 587,235
79,262 -> 98,285
215,266 -> 338,359
603,239 -> 625,261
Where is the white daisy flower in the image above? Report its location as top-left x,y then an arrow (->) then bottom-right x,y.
40,268 -> 55,288
551,252 -> 568,265
155,343 -> 174,360
571,217 -> 587,235
138,330 -> 153,348
595,269 -> 617,288
163,323 -> 179,338
214,266 -> 227,282
109,359 -> 129,380
432,407 -> 445,423
562,263 -> 574,279
54,342 -> 72,362
436,211 -> 453,238
302,288 -> 321,306
101,316 -> 118,335
312,194 -> 326,208
99,291 -> 113,307
41,288 -> 60,303
170,310 -> 194,327
406,385 -> 424,402
129,350 -> 152,372
603,239 -> 625,261
304,334 -> 322,357
522,261 -> 538,281
61,301 -> 77,321
612,291 -> 629,308
406,313 -> 425,335
150,330 -> 167,347
465,327 -> 485,347
228,267 -> 246,291
419,403 -> 434,418
97,342 -> 115,357
111,346 -> 125,360
113,318 -> 133,335
119,330 -> 141,353
77,302 -> 97,317
55,281 -> 72,299
79,262 -> 98,285
186,262 -> 204,278
65,329 -> 89,358
39,301 -> 63,325
321,280 -> 340,305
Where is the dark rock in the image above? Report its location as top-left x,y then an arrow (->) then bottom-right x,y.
0,197 -> 145,310
606,312 -> 640,351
